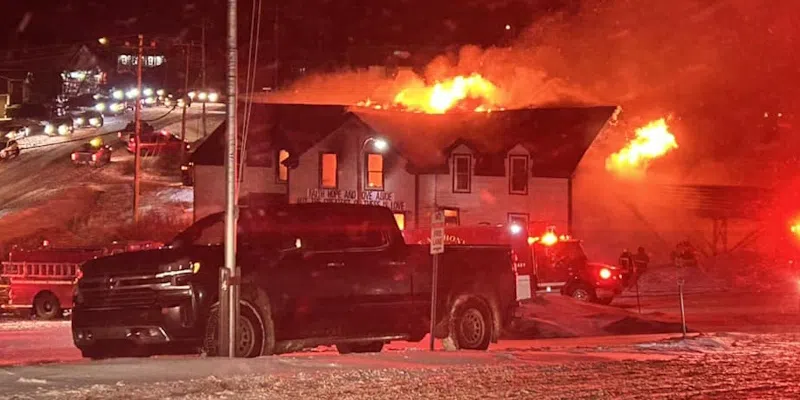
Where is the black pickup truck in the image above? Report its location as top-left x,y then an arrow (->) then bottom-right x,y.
72,204 -> 518,358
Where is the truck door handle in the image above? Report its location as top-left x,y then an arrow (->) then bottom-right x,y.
326,262 -> 345,268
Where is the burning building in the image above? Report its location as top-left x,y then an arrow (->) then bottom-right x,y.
189,102 -> 617,233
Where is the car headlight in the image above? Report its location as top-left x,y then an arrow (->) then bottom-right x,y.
143,88 -> 154,97
208,92 -> 219,102
110,103 -> 124,112
197,92 -> 208,101
75,117 -> 85,126
89,117 -> 100,127
95,103 -> 106,112
188,91 -> 196,99
145,97 -> 156,105
44,124 -> 55,134
112,90 -> 124,100
58,124 -> 70,135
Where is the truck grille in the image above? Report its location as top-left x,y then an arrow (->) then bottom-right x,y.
81,287 -> 157,309
77,272 -> 185,309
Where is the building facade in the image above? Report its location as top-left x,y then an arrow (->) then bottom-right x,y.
190,103 -> 617,236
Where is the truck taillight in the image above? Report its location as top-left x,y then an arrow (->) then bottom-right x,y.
599,268 -> 612,280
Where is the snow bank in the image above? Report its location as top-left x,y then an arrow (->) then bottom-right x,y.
635,333 -> 735,353
0,319 -> 71,332
505,295 -> 685,339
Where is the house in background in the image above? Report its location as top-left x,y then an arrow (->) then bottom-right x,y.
190,103 -> 617,235
189,104 -> 352,220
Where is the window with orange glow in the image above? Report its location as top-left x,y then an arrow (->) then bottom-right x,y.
277,149 -> 289,182
393,213 -> 405,230
320,153 -> 338,188
443,208 -> 460,226
366,153 -> 384,189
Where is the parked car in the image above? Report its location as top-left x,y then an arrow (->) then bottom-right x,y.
5,103 -> 73,136
0,137 -> 20,160
72,204 -> 518,359
127,129 -> 189,156
0,120 -> 31,139
530,231 -> 626,305
71,138 -> 113,167
70,110 -> 104,129
117,121 -> 155,141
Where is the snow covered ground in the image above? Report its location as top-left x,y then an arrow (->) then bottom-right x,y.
2,332 -> 800,399
0,106 -> 223,247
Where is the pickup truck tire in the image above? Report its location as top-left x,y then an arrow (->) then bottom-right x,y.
203,301 -> 266,358
566,283 -> 597,303
445,297 -> 493,351
335,341 -> 384,354
33,292 -> 61,320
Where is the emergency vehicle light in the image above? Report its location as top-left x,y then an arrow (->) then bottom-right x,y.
599,268 -> 612,279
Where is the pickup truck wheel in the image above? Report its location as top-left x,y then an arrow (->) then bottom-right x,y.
336,341 -> 384,354
33,292 -> 61,320
567,283 -> 597,303
203,302 -> 265,358
447,297 -> 492,351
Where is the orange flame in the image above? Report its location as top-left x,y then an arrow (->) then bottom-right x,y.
392,73 -> 501,114
606,118 -> 678,177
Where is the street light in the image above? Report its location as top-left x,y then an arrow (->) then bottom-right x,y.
356,137 -> 389,204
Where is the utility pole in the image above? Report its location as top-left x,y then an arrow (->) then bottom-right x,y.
133,34 -> 143,224
180,44 -> 190,164
273,3 -> 279,90
219,0 -> 239,358
201,17 -> 207,137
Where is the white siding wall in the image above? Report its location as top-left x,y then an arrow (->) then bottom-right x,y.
193,165 -> 286,221
416,144 -> 569,231
287,120 -> 417,223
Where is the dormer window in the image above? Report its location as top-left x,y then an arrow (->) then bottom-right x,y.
452,154 -> 471,193
509,155 -> 529,195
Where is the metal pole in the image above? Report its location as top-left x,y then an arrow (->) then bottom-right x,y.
133,34 -> 143,224
201,17 -> 207,137
429,253 -> 439,351
678,278 -> 687,339
219,0 -> 239,358
180,45 -> 190,164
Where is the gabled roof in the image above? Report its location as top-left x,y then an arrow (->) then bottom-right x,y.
190,103 -> 351,166
191,103 -> 618,179
351,106 -> 618,178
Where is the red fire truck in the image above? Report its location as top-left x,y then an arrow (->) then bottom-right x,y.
403,224 -> 626,304
1,241 -> 163,319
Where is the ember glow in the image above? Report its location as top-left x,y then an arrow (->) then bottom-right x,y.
358,73 -> 503,114
606,118 -> 678,177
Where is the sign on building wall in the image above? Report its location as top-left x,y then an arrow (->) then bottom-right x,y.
296,188 -> 406,211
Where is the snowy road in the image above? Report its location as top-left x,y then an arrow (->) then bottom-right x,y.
0,105 -> 222,208
1,332 -> 800,399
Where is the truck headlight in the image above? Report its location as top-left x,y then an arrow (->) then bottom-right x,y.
58,124 -> 70,136
44,124 -> 55,135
